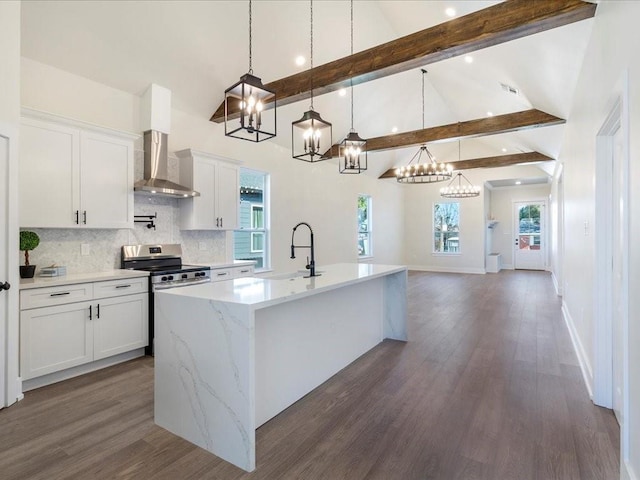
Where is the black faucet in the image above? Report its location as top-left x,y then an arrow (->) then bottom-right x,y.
290,222 -> 320,277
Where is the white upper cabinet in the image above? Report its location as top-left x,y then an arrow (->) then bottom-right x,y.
176,149 -> 240,231
19,109 -> 137,229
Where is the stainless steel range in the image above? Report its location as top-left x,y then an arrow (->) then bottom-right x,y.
121,244 -> 211,354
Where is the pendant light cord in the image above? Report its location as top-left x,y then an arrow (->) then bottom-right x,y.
421,69 -> 426,131
248,0 -> 253,74
350,0 -> 354,130
309,0 -> 314,110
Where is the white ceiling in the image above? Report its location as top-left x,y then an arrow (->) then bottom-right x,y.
20,1 -> 595,180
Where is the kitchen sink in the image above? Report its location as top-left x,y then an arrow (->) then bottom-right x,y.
265,270 -> 324,280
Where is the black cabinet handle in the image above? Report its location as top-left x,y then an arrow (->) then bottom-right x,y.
97,304 -> 100,319
217,272 -> 228,277
0,282 -> 10,291
83,211 -> 87,225
89,305 -> 92,320
220,217 -> 223,228
216,217 -> 220,228
50,292 -> 70,297
115,284 -> 132,289
75,210 -> 79,224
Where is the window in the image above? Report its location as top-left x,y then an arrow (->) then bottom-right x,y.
358,195 -> 372,257
433,202 -> 460,253
234,169 -> 269,269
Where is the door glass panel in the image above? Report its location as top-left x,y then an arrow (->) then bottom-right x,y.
518,204 -> 541,250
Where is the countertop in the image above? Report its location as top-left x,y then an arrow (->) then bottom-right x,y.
19,269 -> 150,290
156,263 -> 406,309
204,260 -> 256,269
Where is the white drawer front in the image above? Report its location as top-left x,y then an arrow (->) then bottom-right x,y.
20,283 -> 94,310
93,276 -> 148,299
234,266 -> 254,278
211,267 -> 234,282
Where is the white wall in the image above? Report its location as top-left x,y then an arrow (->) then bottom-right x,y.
20,59 -> 404,274
489,184 -> 551,270
403,164 -> 549,274
555,2 -> 640,478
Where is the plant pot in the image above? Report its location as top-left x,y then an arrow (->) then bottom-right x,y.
20,265 -> 36,279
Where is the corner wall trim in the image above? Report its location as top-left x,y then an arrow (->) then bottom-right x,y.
551,271 -> 563,296
623,459 -> 637,480
561,301 -> 593,399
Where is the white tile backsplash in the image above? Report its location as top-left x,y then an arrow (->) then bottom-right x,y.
24,149 -> 227,274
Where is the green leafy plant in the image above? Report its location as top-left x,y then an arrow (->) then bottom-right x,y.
19,231 -> 40,266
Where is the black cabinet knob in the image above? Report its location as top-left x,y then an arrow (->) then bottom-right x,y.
0,282 -> 10,291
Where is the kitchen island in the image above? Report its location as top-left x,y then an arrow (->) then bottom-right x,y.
154,263 -> 407,472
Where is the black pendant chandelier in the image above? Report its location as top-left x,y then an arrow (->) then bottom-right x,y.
339,0 -> 367,174
292,0 -> 332,162
396,70 -> 452,184
224,0 -> 276,142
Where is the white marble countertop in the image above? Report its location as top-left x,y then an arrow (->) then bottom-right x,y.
157,263 -> 406,309
19,269 -> 150,290
203,260 -> 256,269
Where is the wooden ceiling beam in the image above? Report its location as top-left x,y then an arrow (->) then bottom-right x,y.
211,0 -> 596,123
324,109 -> 565,158
378,152 -> 555,179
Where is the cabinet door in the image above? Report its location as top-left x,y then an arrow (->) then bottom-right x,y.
20,301 -> 93,379
93,293 -> 148,361
80,131 -> 133,228
215,162 -> 239,230
20,118 -> 80,228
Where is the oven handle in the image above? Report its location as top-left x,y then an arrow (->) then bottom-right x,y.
153,278 -> 211,291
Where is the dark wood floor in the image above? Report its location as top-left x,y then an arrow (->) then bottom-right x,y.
0,270 -> 619,479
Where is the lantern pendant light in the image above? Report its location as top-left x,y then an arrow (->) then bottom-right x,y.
224,0 -> 276,142
292,0 -> 332,162
339,0 -> 367,174
395,70 -> 452,184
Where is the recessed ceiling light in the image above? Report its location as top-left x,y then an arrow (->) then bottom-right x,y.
391,126 -> 398,133
338,88 -> 347,97
464,56 -> 473,64
295,55 -> 306,66
487,111 -> 494,117
445,7 -> 456,17
515,181 -> 522,185
502,148 -> 507,153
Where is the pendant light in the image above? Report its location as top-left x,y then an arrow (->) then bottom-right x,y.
440,141 -> 481,198
339,0 -> 367,174
224,0 -> 276,142
292,0 -> 332,162
396,70 -> 452,184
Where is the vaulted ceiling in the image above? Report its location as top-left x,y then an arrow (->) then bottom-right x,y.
20,1 -> 596,180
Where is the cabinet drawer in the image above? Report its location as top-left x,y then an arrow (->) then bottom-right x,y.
234,266 -> 254,278
211,268 -> 235,282
20,283 -> 94,310
93,276 -> 148,299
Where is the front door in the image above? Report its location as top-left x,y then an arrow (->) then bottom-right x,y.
514,201 -> 546,270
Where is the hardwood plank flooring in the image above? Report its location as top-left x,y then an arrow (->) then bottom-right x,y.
0,270 -> 619,479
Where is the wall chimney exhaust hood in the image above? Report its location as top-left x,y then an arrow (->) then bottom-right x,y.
134,130 -> 200,198
134,84 -> 199,198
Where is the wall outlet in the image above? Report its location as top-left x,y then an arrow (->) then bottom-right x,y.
199,242 -> 207,251
81,244 -> 90,256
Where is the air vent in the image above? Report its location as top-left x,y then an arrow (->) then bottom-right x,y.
500,82 -> 520,96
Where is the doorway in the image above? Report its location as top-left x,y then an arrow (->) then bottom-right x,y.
513,201 -> 546,270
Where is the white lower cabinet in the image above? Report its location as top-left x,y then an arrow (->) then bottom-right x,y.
93,293 -> 148,361
20,278 -> 148,382
21,301 -> 94,379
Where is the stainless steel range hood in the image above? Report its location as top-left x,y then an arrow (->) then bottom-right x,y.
134,130 -> 200,198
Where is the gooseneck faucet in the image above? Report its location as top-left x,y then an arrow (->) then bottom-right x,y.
290,222 -> 320,277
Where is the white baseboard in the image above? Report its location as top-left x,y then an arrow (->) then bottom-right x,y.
21,349 -> 145,392
501,263 -> 514,270
561,301 -> 594,398
408,265 -> 486,275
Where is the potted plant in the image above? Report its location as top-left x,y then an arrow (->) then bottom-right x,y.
19,230 -> 40,279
